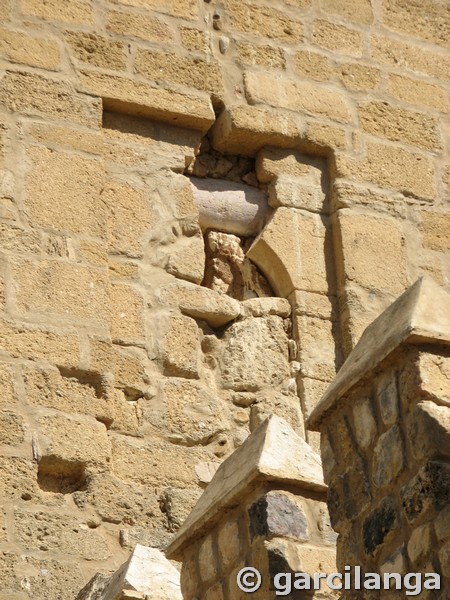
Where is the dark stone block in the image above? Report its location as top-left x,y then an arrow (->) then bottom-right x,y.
363,496 -> 398,555
401,461 -> 450,523
248,492 -> 309,541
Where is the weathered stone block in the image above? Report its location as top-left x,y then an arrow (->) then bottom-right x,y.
388,74 -> 449,112
163,234 -> 205,285
0,363 -> 15,404
219,315 -> 290,391
293,49 -> 333,81
407,523 -> 432,566
352,396 -> 378,450
312,20 -> 363,56
78,71 -> 214,133
224,1 -> 303,42
0,410 -> 24,445
14,510 -> 110,559
0,71 -> 100,126
217,519 -> 241,570
245,71 -> 351,123
135,49 -> 223,93
12,259 -> 110,325
0,28 -> 60,70
381,0 -> 449,47
358,101 -> 441,151
319,0 -> 373,24
107,9 -> 173,42
158,315 -> 201,379
66,31 -> 126,69
198,535 -> 218,584
20,0 -> 95,23
108,0 -> 199,20
339,61 -> 381,90
110,283 -> 144,344
372,424 -> 404,488
401,461 -> 450,524
37,413 -> 111,466
248,491 -> 309,542
408,401 -> 450,461
26,146 -> 106,237
236,41 -> 285,69
294,315 -> 338,381
420,211 -> 450,252
377,374 -> 399,426
363,496 -> 398,555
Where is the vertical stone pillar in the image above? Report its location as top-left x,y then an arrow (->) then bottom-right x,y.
308,277 -> 450,599
167,416 -> 337,599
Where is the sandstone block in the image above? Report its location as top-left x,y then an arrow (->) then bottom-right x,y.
358,101 -> 441,151
11,556 -> 85,600
78,240 -> 108,267
26,146 -> 106,237
111,435 -> 211,488
0,456 -> 37,501
297,376 -> 330,420
420,211 -> 450,252
161,281 -> 240,327
319,0 -> 373,24
388,74 -> 449,112
417,351 -> 450,406
0,28 -> 60,70
107,10 -> 173,42
160,487 -> 202,532
0,319 -> 80,367
312,20 -> 363,56
220,315 -> 290,391
38,413 -> 111,466
135,49 -> 223,94
304,120 -> 348,153
268,177 -> 327,213
180,27 -> 210,52
108,0 -> 199,20
363,496 -> 398,555
0,71 -> 100,126
435,505 -> 450,542
66,32 -> 126,69
245,71 -> 351,123
401,461 -> 450,524
0,410 -> 24,446
236,41 -> 285,69
339,62 -> 381,90
20,0 -> 95,23
111,284 -> 144,345
14,510 -> 110,559
211,104 -> 303,155
103,181 -> 152,258
158,314 -> 201,378
256,147 -> 324,184
290,290 -> 337,321
248,207 -> 331,297
12,259 -> 110,325
224,1 -> 303,42
249,491 -> 310,542
240,297 -> 291,318
294,315 -> 338,381
0,364 -> 15,404
371,35 -> 450,80
78,71 -> 214,133
334,210 -> 409,295
381,0 -> 449,47
198,535 -> 218,584
293,49 -> 333,81
148,379 -> 223,445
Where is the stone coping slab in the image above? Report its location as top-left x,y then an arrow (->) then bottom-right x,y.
308,277 -> 450,431
166,415 -> 325,559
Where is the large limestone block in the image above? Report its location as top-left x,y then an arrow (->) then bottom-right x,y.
78,71 -> 214,133
167,416 -> 326,559
219,315 -> 290,391
160,281 -> 240,328
76,545 -> 182,600
247,207 -> 331,297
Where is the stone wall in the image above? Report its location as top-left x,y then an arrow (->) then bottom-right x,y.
0,0 -> 449,597
309,278 -> 450,599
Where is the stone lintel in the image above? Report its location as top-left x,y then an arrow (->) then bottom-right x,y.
308,276 -> 450,431
211,104 -> 303,156
166,415 -> 325,560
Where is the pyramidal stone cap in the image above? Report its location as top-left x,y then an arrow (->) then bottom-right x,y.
166,415 -> 325,560
308,276 -> 450,431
